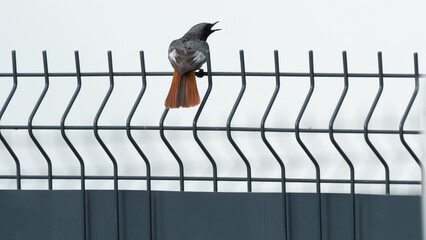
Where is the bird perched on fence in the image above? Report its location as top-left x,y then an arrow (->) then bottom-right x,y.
165,22 -> 220,108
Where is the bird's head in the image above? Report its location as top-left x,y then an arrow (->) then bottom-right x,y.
184,22 -> 220,41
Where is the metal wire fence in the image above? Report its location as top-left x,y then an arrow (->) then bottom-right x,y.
0,50 -> 423,240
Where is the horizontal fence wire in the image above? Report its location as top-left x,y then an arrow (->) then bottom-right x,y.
0,125 -> 421,133
0,72 -> 423,78
0,175 -> 420,184
0,50 -> 423,240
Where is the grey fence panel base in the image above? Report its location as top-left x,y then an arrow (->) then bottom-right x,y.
0,190 -> 421,240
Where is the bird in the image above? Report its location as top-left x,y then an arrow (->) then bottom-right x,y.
165,22 -> 220,108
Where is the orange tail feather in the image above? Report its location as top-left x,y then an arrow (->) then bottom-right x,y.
165,70 -> 200,108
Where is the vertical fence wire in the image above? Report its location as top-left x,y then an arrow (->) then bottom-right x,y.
93,51 -> 120,239
226,50 -> 252,192
159,108 -> 185,191
125,51 -> 153,240
28,51 -> 52,190
294,51 -> 322,239
328,51 -> 356,240
260,50 -> 288,240
60,50 -> 87,240
192,51 -> 218,192
363,52 -> 390,195
0,51 -> 21,189
399,53 -> 424,189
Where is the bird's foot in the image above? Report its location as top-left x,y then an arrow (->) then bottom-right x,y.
195,69 -> 205,78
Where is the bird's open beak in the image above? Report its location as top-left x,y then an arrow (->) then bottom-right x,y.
210,21 -> 221,32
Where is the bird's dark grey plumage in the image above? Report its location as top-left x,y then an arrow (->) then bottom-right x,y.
168,22 -> 219,74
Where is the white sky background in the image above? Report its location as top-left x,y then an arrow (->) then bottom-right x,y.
0,0 -> 424,196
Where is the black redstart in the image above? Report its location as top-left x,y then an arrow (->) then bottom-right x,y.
165,22 -> 220,108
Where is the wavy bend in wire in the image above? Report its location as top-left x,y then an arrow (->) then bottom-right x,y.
159,111 -> 184,191
93,51 -> 120,239
399,53 -> 423,189
93,51 -> 118,188
159,109 -> 184,191
125,51 -> 153,240
61,51 -> 85,190
260,50 -> 288,240
226,50 -> 252,192
0,51 -> 21,189
328,51 -> 356,240
294,51 -> 322,239
192,51 -> 218,192
28,50 -> 52,190
125,51 -> 151,186
60,50 -> 87,240
363,52 -> 390,195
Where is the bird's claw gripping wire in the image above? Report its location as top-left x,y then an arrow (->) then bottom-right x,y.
195,69 -> 205,78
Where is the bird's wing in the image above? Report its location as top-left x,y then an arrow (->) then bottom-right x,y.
168,40 -> 209,74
